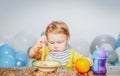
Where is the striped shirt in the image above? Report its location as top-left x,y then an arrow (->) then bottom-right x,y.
46,48 -> 70,65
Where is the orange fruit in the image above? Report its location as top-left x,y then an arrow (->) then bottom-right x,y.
75,58 -> 90,73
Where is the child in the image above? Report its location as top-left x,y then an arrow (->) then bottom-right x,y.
29,21 -> 92,68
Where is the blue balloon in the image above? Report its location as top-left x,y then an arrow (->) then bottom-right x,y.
15,60 -> 26,67
15,51 -> 28,65
40,31 -> 45,36
0,55 -> 16,67
112,61 -> 120,66
115,34 -> 120,48
0,44 -> 15,57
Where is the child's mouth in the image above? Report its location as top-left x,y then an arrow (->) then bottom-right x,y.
53,50 -> 59,52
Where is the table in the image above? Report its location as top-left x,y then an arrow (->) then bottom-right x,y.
0,66 -> 120,76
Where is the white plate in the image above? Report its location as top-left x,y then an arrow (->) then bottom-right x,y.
33,61 -> 60,72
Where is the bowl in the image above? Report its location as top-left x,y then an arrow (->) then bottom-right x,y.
33,61 -> 60,72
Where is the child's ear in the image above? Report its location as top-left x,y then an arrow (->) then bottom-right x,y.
67,37 -> 70,43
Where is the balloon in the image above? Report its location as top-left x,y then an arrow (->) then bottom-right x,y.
70,39 -> 90,57
0,55 -> 16,67
10,32 -> 37,54
90,34 -> 115,54
0,43 -> 15,57
15,51 -> 28,65
100,43 -> 114,51
115,34 -> 120,48
115,47 -> 120,62
15,60 -> 26,67
40,31 -> 45,36
112,61 -> 120,66
0,34 -> 10,44
107,50 -> 118,64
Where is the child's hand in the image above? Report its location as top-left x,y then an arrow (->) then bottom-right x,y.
29,35 -> 47,60
86,57 -> 93,67
28,43 -> 42,60
37,35 -> 47,46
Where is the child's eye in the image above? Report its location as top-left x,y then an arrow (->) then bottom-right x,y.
57,41 -> 63,44
49,42 -> 54,44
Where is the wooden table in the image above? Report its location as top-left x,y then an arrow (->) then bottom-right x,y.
77,66 -> 120,76
0,66 -> 120,76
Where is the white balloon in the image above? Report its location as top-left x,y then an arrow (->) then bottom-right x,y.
90,34 -> 116,54
10,32 -> 37,54
100,43 -> 114,51
0,34 -> 10,44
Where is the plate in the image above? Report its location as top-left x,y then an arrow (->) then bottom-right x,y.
33,61 -> 60,72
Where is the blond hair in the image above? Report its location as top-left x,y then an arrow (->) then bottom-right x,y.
45,21 -> 70,39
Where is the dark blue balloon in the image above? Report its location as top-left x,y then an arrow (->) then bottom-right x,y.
112,61 -> 119,66
0,44 -> 15,57
15,51 -> 28,65
0,55 -> 16,67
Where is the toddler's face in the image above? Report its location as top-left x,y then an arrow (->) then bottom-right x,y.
47,33 -> 68,52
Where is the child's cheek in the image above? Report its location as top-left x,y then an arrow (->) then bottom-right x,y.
59,44 -> 67,51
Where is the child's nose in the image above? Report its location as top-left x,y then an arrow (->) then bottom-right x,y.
54,43 -> 58,48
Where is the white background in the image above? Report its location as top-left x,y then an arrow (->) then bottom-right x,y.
0,0 -> 120,44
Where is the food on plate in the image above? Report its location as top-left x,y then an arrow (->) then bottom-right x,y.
33,61 -> 60,72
